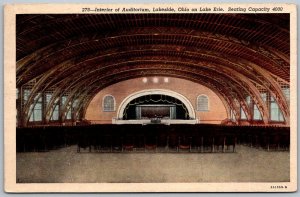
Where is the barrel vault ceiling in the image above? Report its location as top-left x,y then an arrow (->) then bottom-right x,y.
16,14 -> 290,123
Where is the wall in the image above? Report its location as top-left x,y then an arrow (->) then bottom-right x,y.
85,77 -> 227,124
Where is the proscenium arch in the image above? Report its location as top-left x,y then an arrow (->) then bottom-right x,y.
80,73 -> 233,121
117,89 -> 196,121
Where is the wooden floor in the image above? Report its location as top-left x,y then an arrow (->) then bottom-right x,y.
16,145 -> 290,183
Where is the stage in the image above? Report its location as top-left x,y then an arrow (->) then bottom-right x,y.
113,118 -> 198,125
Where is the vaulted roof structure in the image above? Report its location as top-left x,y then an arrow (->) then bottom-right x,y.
16,14 -> 290,125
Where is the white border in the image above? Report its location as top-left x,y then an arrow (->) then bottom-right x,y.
4,3 -> 297,192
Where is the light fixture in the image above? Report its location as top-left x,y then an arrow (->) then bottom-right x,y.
142,77 -> 148,83
164,77 -> 169,83
153,77 -> 159,83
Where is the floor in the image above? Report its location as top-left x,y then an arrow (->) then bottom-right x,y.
16,145 -> 290,183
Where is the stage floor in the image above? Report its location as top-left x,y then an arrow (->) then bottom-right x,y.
16,145 -> 289,183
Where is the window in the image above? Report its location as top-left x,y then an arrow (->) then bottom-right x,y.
260,92 -> 267,102
66,106 -> 72,119
29,94 -> 42,121
51,104 -> 59,120
103,95 -> 115,112
61,96 -> 67,106
71,99 -> 80,119
65,100 -> 73,120
246,96 -> 251,105
230,109 -> 236,121
282,87 -> 290,103
23,89 -> 31,102
270,97 -> 284,121
253,104 -> 262,120
45,93 -> 52,106
50,98 -> 59,121
72,99 -> 79,108
240,107 -> 247,119
197,95 -> 209,111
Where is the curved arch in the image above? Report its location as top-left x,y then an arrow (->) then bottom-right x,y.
117,89 -> 196,120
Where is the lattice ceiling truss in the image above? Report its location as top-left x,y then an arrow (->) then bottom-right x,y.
16,14 -> 290,124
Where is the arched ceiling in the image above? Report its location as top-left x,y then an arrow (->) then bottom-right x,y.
16,14 -> 290,123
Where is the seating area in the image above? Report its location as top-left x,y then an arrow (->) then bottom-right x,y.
16,124 -> 290,153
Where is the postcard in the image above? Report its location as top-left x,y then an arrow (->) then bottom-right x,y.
4,3 -> 297,192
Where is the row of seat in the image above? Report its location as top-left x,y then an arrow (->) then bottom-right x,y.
16,124 -> 290,152
77,135 -> 237,153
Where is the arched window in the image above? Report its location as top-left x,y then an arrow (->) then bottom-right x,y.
197,95 -> 209,111
103,95 -> 115,112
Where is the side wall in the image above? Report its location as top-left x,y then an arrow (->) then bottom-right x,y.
85,77 -> 227,124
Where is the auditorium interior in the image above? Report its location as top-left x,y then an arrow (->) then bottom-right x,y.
16,14 -> 291,183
